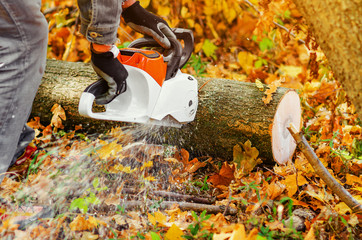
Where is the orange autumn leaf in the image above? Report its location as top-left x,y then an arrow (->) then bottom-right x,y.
282,173 -> 309,197
69,215 -> 105,231
208,162 -> 235,186
27,117 -> 45,130
185,158 -> 207,173
50,104 -> 66,129
263,78 -> 282,104
266,180 -> 286,200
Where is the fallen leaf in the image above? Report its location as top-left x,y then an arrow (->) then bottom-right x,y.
69,215 -> 104,231
96,140 -> 123,159
148,211 -> 167,227
266,180 -> 286,200
50,104 -> 66,129
81,231 -> 99,240
208,162 -> 235,186
263,78 -> 282,104
282,174 -> 309,197
165,224 -> 184,240
304,226 -> 316,240
233,140 -> 261,177
230,224 -> 247,240
345,174 -> 362,186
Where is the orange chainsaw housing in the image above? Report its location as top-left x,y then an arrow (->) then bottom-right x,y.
117,48 -> 167,86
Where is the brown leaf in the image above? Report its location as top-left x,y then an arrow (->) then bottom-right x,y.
208,162 -> 235,186
50,104 -> 66,129
263,78 -> 282,104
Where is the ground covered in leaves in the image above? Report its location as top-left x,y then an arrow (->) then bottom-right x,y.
0,0 -> 361,239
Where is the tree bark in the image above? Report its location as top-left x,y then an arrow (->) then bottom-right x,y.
292,0 -> 362,119
31,60 -> 301,164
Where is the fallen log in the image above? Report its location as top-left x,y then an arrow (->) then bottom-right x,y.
31,59 -> 301,164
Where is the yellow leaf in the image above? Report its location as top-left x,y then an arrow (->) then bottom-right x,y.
113,164 -> 137,174
81,231 -> 99,240
230,224 -> 247,240
165,224 -> 184,240
140,160 -> 153,171
194,23 -> 203,36
283,174 -> 308,197
278,65 -> 303,78
144,176 -> 156,181
96,140 -> 123,159
213,232 -> 232,240
157,6 -> 170,17
148,212 -> 156,226
304,226 -> 316,240
346,174 -> 362,186
148,211 -> 167,226
181,6 -> 189,18
233,140 -> 261,177
334,202 -> 351,215
255,79 -> 264,91
139,0 -> 150,8
238,51 -> 257,74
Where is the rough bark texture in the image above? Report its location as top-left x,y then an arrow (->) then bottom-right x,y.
31,60 -> 299,163
293,0 -> 362,118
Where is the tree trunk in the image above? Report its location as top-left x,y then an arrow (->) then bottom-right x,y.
292,0 -> 362,119
31,60 -> 301,164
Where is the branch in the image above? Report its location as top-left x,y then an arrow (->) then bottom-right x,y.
122,188 -> 215,204
288,124 -> 362,213
91,200 -> 237,215
243,0 -> 305,44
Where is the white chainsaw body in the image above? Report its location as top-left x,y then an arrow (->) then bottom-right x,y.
78,65 -> 198,127
78,28 -> 197,127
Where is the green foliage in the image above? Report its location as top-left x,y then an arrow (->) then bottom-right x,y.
183,210 -> 213,239
26,150 -> 55,181
255,57 -> 268,68
352,138 -> 362,159
69,177 -> 107,213
259,38 -> 274,52
184,54 -> 209,76
150,232 -> 161,240
191,176 -> 209,191
239,181 -> 261,201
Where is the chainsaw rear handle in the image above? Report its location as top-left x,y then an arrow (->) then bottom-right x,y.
128,28 -> 194,80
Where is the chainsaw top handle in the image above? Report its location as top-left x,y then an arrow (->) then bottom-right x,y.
127,28 -> 194,80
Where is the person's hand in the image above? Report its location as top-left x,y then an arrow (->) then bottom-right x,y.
91,45 -> 128,105
122,1 -> 176,49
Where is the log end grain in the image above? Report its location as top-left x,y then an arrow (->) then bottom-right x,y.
271,90 -> 301,165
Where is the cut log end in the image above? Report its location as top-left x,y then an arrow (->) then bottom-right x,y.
272,90 -> 301,165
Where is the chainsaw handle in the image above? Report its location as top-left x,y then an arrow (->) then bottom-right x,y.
128,37 -> 182,80
127,28 -> 194,79
172,28 -> 194,68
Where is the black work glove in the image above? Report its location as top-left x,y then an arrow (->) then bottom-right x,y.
91,45 -> 128,105
122,1 -> 176,49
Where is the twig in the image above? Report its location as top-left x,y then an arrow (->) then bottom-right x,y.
198,78 -> 213,92
263,166 -> 285,179
287,123 -> 362,213
223,184 -> 233,215
122,188 -> 215,204
243,0 -> 305,44
92,200 -> 237,215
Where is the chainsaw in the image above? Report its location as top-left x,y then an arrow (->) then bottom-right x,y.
78,28 -> 198,128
